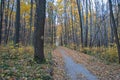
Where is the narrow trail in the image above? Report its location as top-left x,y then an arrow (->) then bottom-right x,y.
52,47 -> 120,80
54,48 -> 97,80
59,48 -> 98,80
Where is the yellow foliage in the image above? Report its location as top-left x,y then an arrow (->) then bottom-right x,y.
103,47 -> 118,62
18,47 -> 24,54
10,48 -> 17,54
57,0 -> 62,3
81,45 -> 118,63
26,26 -> 30,29
32,27 -> 35,32
56,25 -> 62,37
25,15 -> 30,20
20,2 -> 30,13
0,45 -> 34,55
69,43 -> 76,50
25,46 -> 34,54
9,45 -> 14,49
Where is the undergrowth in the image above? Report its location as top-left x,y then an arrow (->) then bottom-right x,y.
66,43 -> 119,64
0,44 -> 53,80
81,45 -> 118,64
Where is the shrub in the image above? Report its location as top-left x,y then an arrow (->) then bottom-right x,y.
81,45 -> 119,63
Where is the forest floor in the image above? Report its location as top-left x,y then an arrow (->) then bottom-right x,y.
52,47 -> 120,80
0,46 -> 53,80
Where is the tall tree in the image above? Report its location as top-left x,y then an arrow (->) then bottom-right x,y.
89,0 -> 93,47
85,0 -> 89,47
34,0 -> 46,62
4,0 -> 10,44
0,0 -> 4,44
14,0 -> 20,46
76,0 -> 83,47
109,0 -> 120,63
47,0 -> 55,45
63,0 -> 68,46
70,2 -> 75,44
29,0 -> 33,45
6,1 -> 14,44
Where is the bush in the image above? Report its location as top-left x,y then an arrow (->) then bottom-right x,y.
81,45 -> 119,63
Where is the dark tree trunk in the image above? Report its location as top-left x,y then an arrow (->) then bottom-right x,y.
0,0 -> 4,44
76,0 -> 83,48
109,0 -> 120,63
89,0 -> 93,47
0,2 -> 1,43
14,0 -> 20,46
70,5 -> 75,44
63,0 -> 68,46
29,0 -> 33,45
85,0 -> 89,47
34,0 -> 46,63
110,17 -> 114,43
4,0 -> 10,44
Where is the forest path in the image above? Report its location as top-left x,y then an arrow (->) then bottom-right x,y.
52,47 -> 98,80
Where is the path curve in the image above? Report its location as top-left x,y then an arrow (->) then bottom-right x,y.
59,48 -> 98,80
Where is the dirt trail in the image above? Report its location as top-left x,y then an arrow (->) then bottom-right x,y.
60,49 -> 98,80
52,47 -> 120,80
53,47 -> 97,80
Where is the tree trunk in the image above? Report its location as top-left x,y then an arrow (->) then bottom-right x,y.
76,0 -> 83,48
34,0 -> 46,63
29,0 -> 33,45
14,0 -> 20,46
89,0 -> 93,47
6,2 -> 14,44
109,0 -> 120,63
63,0 -> 68,46
0,0 -> 4,44
4,0 -> 10,44
85,0 -> 89,47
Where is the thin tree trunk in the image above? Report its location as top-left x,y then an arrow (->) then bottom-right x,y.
0,0 -> 4,44
29,0 -> 33,45
85,0 -> 89,47
76,0 -> 83,47
89,0 -> 93,47
4,0 -> 10,44
109,0 -> 120,63
6,2 -> 14,44
63,0 -> 68,46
